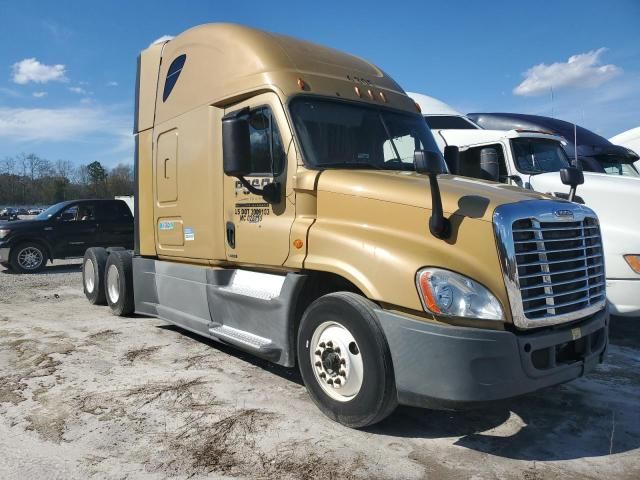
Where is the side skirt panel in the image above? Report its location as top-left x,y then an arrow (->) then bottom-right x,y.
133,257 -> 306,367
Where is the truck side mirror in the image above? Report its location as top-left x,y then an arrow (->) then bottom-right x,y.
443,146 -> 460,174
414,150 -> 451,240
222,116 -> 251,177
560,166 -> 584,202
222,109 -> 280,203
480,147 -> 500,182
414,150 -> 446,175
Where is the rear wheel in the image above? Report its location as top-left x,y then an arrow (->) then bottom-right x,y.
297,292 -> 397,428
105,251 -> 134,316
10,242 -> 46,273
83,247 -> 108,305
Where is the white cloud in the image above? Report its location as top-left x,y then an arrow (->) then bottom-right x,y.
32,91 -> 47,98
514,48 -> 621,96
149,35 -> 174,47
12,58 -> 67,84
0,105 -> 130,142
68,86 -> 87,95
107,81 -> 119,87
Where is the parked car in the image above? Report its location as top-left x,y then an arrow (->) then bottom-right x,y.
0,199 -> 133,273
28,207 -> 44,215
0,208 -> 19,221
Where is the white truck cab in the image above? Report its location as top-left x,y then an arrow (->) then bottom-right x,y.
610,127 -> 640,172
409,92 -> 640,317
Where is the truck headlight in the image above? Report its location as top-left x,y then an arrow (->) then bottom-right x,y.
624,255 -> 640,274
416,268 -> 504,320
0,229 -> 10,239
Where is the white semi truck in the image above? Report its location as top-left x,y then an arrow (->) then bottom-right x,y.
409,92 -> 640,317
610,127 -> 640,172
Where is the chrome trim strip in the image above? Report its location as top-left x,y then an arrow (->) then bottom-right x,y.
516,252 -> 603,268
518,262 -> 604,279
515,244 -> 602,256
514,234 -> 600,244
493,200 -> 607,329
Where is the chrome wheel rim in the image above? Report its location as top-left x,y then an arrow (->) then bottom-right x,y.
84,259 -> 95,293
107,264 -> 120,303
310,321 -> 363,402
17,246 -> 43,270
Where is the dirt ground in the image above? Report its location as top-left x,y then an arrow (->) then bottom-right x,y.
1,260 -> 639,480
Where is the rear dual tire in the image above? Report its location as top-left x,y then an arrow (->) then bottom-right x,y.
105,250 -> 134,316
83,247 -> 108,305
82,248 -> 134,316
297,292 -> 397,428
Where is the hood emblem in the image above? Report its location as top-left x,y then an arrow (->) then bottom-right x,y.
554,209 -> 574,218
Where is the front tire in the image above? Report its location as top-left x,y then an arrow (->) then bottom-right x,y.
83,247 -> 108,305
297,292 -> 397,428
104,251 -> 134,316
9,242 -> 46,273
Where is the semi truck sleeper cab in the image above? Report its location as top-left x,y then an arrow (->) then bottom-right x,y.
82,24 -> 608,428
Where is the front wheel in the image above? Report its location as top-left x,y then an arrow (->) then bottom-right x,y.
297,292 -> 397,428
9,242 -> 46,273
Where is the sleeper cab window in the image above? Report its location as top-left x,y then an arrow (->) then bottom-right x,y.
162,54 -> 186,102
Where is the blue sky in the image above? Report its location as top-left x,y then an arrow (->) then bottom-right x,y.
1,0 -> 639,168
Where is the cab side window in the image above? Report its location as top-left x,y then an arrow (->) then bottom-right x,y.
246,107 -> 286,177
59,204 -> 96,222
100,202 -> 133,222
458,144 -> 508,181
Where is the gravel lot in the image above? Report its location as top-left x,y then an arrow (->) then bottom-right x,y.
1,260 -> 639,479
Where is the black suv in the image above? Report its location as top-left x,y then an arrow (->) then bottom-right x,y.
0,199 -> 133,273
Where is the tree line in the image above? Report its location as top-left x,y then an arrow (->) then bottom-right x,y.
0,153 -> 134,206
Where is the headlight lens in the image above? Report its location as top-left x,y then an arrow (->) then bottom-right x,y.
416,268 -> 504,320
624,255 -> 640,274
0,229 -> 10,239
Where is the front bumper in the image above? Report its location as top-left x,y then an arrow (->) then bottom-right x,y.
607,279 -> 640,317
375,308 -> 608,409
0,247 -> 9,263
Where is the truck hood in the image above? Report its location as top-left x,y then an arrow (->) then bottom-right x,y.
0,219 -> 46,229
317,170 -> 549,222
528,170 -> 640,201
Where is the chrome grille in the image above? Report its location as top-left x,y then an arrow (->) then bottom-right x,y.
493,201 -> 607,329
512,218 -> 605,319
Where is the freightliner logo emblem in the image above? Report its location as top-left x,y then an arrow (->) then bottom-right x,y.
554,209 -> 574,218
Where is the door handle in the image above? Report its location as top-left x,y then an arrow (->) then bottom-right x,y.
44,227 -> 53,231
226,222 -> 235,249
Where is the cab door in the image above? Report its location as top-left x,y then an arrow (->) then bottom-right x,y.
222,92 -> 296,266
51,202 -> 99,257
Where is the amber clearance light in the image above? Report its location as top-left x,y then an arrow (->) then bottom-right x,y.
624,255 -> 640,274
417,270 -> 441,314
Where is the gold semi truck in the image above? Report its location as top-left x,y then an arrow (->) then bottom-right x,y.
82,23 -> 608,427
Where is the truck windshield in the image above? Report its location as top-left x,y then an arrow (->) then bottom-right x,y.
290,97 -> 443,171
511,138 -> 570,175
599,160 -> 639,177
36,202 -> 66,220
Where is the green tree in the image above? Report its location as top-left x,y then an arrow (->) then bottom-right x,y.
86,161 -> 108,197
